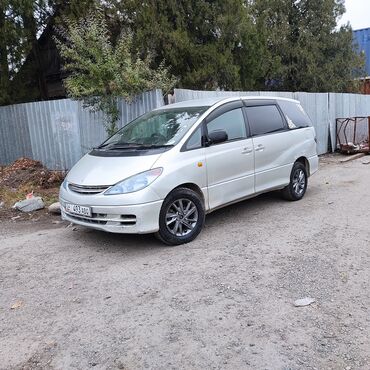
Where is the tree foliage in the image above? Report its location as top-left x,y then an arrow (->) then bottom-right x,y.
0,0 -> 366,107
0,0 -> 98,105
56,11 -> 176,135
118,0 -> 266,90
252,0 -> 364,92
113,0 -> 363,92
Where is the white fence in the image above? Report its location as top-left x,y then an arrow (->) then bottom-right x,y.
0,90 -> 164,170
174,89 -> 370,155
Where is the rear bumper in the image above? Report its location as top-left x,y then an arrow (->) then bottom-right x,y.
60,198 -> 162,234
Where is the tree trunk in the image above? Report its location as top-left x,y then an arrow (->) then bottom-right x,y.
0,3 -> 10,100
23,11 -> 48,100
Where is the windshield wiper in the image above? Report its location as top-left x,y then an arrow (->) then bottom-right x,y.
96,142 -> 174,151
96,142 -> 143,149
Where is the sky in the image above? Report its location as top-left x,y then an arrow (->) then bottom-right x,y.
338,0 -> 370,30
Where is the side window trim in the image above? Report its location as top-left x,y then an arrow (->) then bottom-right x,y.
205,102 -> 249,145
181,101 -> 251,152
244,103 -> 289,138
204,101 -> 244,123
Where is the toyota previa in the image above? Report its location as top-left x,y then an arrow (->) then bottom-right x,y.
60,97 -> 318,245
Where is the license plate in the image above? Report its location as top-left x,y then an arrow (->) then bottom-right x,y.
65,203 -> 92,217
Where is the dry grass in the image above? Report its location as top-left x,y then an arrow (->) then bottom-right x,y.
0,158 -> 63,216
0,184 -> 60,207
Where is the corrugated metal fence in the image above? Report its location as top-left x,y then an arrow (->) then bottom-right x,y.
0,90 -> 164,170
2,88 -> 370,169
174,89 -> 370,155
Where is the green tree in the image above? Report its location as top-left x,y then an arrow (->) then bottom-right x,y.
56,11 -> 176,135
252,0 -> 364,92
118,0 -> 264,91
0,0 -> 51,105
0,0 -> 10,104
0,0 -> 97,105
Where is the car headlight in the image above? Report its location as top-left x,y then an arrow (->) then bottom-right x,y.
104,168 -> 163,195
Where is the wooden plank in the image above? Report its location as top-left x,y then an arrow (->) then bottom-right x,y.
339,153 -> 366,163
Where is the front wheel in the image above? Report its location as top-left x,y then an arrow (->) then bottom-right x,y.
282,162 -> 308,201
155,187 -> 205,245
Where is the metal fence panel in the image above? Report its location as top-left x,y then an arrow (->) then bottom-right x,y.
329,93 -> 370,151
294,92 -> 329,155
0,90 -> 164,169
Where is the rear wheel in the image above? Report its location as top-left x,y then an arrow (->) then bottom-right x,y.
156,187 -> 205,245
282,162 -> 308,201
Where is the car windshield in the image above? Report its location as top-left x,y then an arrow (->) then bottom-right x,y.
99,106 -> 208,149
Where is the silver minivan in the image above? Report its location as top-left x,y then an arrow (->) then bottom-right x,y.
60,97 -> 318,245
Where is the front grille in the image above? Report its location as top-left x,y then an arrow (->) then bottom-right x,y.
68,183 -> 110,195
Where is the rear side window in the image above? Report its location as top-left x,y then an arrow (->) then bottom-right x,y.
207,108 -> 247,141
278,100 -> 312,128
246,105 -> 285,136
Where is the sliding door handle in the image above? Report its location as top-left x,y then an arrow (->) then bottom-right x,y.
242,147 -> 253,154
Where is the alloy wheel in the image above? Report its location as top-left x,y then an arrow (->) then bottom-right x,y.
292,169 -> 306,195
165,198 -> 199,237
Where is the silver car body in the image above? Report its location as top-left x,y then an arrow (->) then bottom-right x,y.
60,96 -> 319,233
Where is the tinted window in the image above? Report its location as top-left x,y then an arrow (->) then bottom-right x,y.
185,125 -> 202,150
207,108 -> 246,141
278,100 -> 312,128
246,105 -> 285,136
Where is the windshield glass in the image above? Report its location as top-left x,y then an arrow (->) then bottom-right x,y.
99,107 -> 208,149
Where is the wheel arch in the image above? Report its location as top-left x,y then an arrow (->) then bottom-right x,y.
296,156 -> 310,176
171,183 -> 206,207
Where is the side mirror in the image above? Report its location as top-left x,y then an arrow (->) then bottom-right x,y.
208,130 -> 228,145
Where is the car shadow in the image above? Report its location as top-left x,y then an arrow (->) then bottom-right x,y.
70,191 -> 288,252
71,227 -> 165,254
204,190 -> 284,227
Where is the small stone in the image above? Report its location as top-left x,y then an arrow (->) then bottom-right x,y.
48,202 -> 61,214
11,300 -> 23,309
294,297 -> 316,307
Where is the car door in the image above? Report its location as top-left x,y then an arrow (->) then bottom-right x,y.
204,101 -> 255,210
244,101 -> 296,193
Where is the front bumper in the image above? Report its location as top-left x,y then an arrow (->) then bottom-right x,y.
60,198 -> 163,234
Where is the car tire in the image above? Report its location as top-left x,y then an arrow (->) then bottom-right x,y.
282,162 -> 308,201
155,187 -> 205,245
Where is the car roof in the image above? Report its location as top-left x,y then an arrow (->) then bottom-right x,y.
159,96 -> 300,110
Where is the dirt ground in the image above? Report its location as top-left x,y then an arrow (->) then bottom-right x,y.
0,154 -> 369,370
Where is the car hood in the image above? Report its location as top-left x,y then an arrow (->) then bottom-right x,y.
66,152 -> 162,186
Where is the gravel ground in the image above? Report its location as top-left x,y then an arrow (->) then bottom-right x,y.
0,154 -> 369,370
